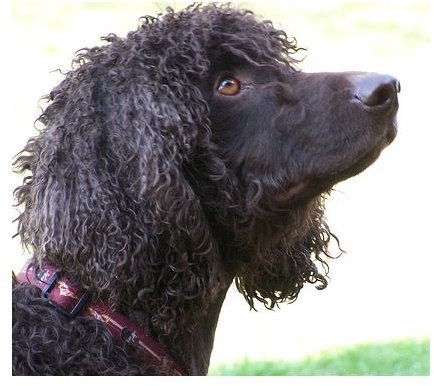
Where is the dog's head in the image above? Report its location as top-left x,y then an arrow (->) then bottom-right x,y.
14,5 -> 398,332
195,10 -> 399,306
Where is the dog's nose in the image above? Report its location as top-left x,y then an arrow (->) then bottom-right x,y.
352,73 -> 400,110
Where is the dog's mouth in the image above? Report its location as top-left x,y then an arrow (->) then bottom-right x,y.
274,180 -> 309,203
328,123 -> 397,182
274,125 -> 397,204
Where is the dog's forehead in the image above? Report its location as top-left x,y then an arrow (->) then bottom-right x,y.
208,55 -> 289,82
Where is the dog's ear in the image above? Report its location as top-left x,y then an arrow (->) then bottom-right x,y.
234,201 -> 340,309
13,31 -> 226,335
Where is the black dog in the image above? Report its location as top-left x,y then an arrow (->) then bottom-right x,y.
12,4 -> 399,375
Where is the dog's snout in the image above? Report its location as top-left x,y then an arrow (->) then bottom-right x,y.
352,73 -> 400,110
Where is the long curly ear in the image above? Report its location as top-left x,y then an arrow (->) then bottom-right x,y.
13,25 -> 225,335
234,198 -> 341,309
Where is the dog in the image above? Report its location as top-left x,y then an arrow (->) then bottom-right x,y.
12,4 -> 399,375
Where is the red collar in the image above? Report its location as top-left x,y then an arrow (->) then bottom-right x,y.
16,260 -> 188,376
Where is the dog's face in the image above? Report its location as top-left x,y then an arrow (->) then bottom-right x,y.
201,58 -> 399,207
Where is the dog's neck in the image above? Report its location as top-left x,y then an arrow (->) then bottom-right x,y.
165,285 -> 231,375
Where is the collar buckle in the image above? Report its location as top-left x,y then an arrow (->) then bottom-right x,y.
37,269 -> 90,318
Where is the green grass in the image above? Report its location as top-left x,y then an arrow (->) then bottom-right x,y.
210,338 -> 430,376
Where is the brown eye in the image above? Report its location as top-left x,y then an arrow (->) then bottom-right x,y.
217,77 -> 241,96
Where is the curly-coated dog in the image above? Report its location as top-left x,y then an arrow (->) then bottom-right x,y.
12,4 -> 399,375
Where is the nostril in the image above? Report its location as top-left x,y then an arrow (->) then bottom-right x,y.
352,73 -> 400,109
363,83 -> 394,107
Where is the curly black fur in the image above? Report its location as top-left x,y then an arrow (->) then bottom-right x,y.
12,4 -> 398,375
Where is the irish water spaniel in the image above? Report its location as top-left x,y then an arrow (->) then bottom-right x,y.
12,4 -> 399,375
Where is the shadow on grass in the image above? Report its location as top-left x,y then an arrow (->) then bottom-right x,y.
210,337 -> 429,376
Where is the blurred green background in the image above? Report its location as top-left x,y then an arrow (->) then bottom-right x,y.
9,0 -> 431,376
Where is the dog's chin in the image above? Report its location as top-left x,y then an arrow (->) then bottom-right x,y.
327,125 -> 396,184
274,128 -> 396,206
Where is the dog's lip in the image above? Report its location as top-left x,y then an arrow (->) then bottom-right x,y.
274,180 -> 309,202
273,123 -> 397,204
275,132 -> 396,203
333,126 -> 396,180
315,120 -> 397,185
274,144 -> 384,202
